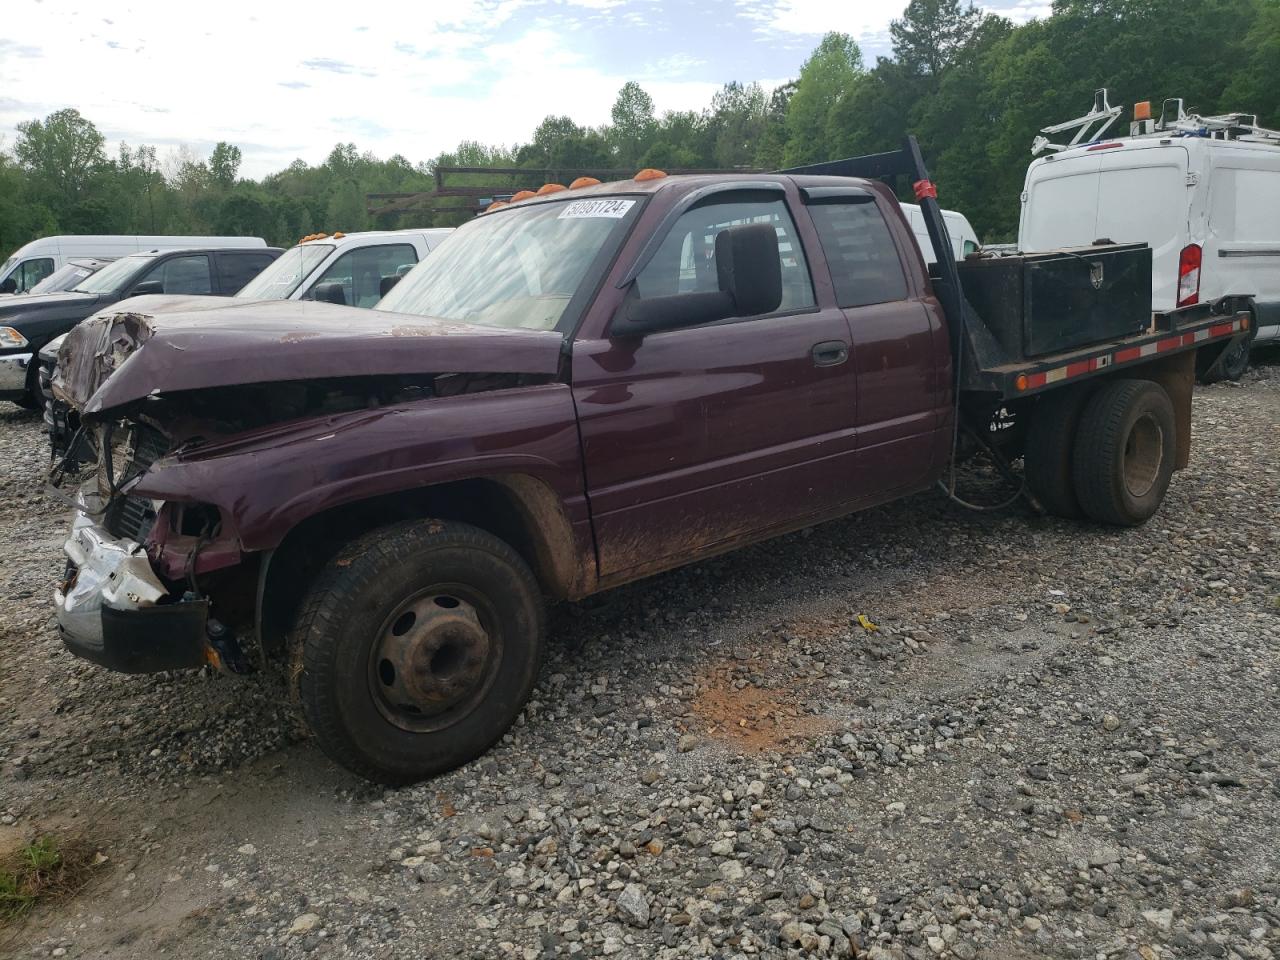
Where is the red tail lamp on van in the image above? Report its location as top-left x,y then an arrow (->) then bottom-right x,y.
1177,243 -> 1202,307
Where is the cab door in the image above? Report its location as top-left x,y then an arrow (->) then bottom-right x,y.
571,187 -> 859,582
802,190 -> 946,497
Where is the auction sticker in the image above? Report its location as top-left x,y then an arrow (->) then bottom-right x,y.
557,198 -> 635,219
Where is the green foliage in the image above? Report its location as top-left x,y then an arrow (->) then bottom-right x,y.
783,32 -> 864,167
2,2 -> 1277,255
609,81 -> 658,167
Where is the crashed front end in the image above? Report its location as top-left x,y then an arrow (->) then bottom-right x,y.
50,317 -> 241,673
47,299 -> 568,676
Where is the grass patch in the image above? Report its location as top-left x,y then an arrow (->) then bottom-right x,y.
0,835 -> 100,928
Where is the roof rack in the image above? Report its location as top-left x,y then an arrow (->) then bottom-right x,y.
1132,97 -> 1280,144
1033,89 -> 1280,154
1031,89 -> 1121,155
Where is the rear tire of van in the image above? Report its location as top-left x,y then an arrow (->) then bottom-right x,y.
1072,379 -> 1176,527
1216,326 -> 1255,382
1023,385 -> 1096,519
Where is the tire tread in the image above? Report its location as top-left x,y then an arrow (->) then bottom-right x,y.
290,519 -> 544,785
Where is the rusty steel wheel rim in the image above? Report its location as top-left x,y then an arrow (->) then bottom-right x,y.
1123,412 -> 1163,499
367,586 -> 502,733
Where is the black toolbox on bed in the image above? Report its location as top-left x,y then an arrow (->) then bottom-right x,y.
955,243 -> 1152,359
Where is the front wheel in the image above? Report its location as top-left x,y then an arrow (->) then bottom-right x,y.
292,519 -> 545,785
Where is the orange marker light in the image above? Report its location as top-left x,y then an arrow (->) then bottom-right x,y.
1015,374 -> 1029,392
633,168 -> 667,181
333,231 -> 345,239
1134,101 -> 1152,121
486,200 -> 509,212
537,183 -> 567,195
570,177 -> 601,189
510,190 -> 536,202
1241,314 -> 1250,330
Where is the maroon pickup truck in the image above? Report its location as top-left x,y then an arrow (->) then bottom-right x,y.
50,139 -> 1251,784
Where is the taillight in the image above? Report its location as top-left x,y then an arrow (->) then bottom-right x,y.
1177,243 -> 1201,307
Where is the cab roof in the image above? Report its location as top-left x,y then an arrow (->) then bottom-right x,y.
479,171 -> 890,216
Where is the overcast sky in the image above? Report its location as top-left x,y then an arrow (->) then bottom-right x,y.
0,0 -> 1050,179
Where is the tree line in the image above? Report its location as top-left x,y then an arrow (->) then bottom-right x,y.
2,0 -> 1277,255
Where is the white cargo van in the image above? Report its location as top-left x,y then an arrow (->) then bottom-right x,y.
235,228 -> 453,306
0,235 -> 268,295
901,204 -> 981,262
1019,93 -> 1280,379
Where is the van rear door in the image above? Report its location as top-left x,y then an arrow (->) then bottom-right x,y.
1020,153 -> 1103,252
1093,146 -> 1190,311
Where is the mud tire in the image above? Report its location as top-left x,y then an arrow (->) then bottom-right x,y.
291,519 -> 544,785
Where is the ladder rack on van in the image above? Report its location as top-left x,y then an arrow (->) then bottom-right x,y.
1033,89 -> 1280,154
1031,89 -> 1122,155
1133,97 -> 1280,144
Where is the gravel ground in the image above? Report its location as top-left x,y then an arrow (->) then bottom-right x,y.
1,353 -> 1278,960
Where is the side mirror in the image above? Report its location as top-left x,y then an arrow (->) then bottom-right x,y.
0,277 -> 17,294
313,281 -> 346,305
379,275 -> 401,298
131,280 -> 164,296
616,222 -> 782,337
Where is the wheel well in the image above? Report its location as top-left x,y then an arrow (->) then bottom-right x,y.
256,476 -> 585,657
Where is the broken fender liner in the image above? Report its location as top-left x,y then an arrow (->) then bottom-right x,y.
62,601 -> 210,674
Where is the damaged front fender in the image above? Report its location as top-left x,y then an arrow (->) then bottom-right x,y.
52,310 -> 154,411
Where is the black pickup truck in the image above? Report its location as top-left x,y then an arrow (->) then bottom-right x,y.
0,246 -> 281,408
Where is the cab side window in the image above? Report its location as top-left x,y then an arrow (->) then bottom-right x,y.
808,200 -> 908,307
635,195 -> 816,315
141,255 -> 213,295
217,252 -> 277,293
14,258 -> 55,293
307,244 -> 418,308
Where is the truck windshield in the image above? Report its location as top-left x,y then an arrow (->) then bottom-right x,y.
31,262 -> 98,295
72,254 -> 154,294
376,196 -> 640,332
237,243 -> 334,300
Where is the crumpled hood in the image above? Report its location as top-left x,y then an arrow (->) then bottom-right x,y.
54,297 -> 565,415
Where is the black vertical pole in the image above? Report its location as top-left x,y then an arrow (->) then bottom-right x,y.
903,136 -> 966,363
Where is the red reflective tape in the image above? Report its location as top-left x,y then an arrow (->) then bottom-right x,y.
1065,360 -> 1093,378
1114,346 -> 1142,363
1181,332 -> 1197,347
1209,321 -> 1235,338
913,179 -> 938,201
1156,336 -> 1181,352
1026,372 -> 1048,389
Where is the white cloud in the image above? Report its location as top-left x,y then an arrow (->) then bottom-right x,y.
0,0 -> 1051,179
0,0 -> 718,178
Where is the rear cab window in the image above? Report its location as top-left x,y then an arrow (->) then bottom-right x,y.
635,193 -> 816,316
